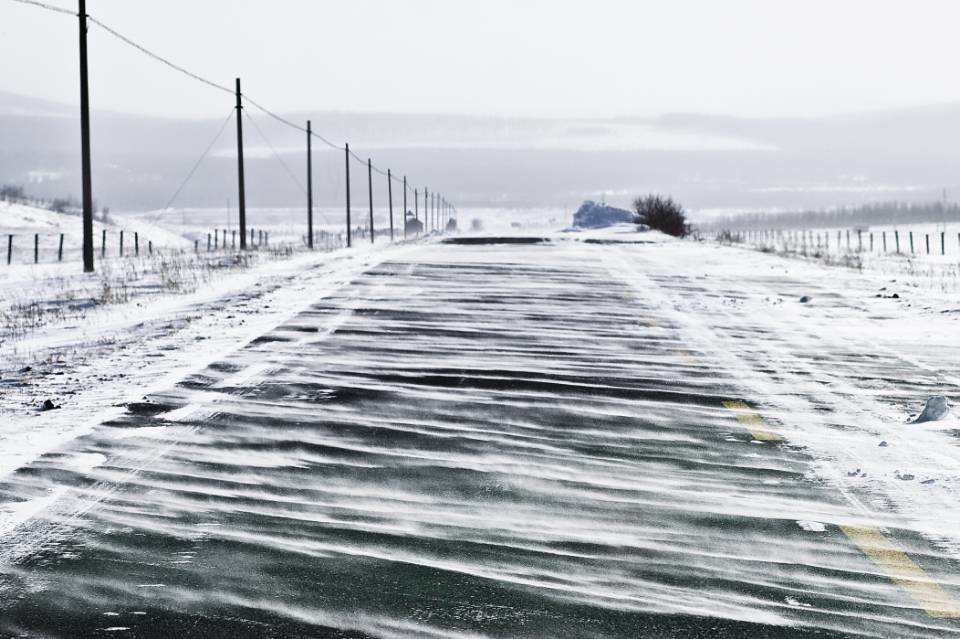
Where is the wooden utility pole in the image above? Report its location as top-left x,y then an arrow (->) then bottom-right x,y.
235,78 -> 247,250
387,169 -> 394,242
78,0 -> 94,272
367,159 -> 374,244
306,121 -> 313,249
345,143 -> 352,247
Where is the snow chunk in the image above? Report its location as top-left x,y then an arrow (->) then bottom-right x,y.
796,520 -> 826,532
571,201 -> 635,229
911,396 -> 951,424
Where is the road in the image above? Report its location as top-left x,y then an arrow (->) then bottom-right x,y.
0,234 -> 959,638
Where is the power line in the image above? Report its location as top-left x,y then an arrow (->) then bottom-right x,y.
86,10 -> 399,181
243,110 -> 307,196
86,15 -> 234,96
8,0 -> 455,231
8,0 -> 73,16
158,108 -> 235,215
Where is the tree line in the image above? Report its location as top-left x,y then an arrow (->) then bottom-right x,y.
700,201 -> 960,232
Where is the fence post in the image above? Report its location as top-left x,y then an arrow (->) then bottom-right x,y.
388,169 -> 394,242
34,234 -> 38,264
232,230 -> 236,249
909,231 -> 914,254
134,232 -> 139,256
882,231 -> 887,253
259,229 -> 263,245
345,143 -> 352,248
101,229 -> 106,258
119,230 -> 124,256
857,229 -> 862,252
195,239 -> 199,253
941,231 -> 946,255
58,233 -> 64,261
250,228 -> 254,247
208,232 -> 212,251
869,232 -> 873,252
149,240 -> 153,255
6,235 -> 11,265
925,234 -> 930,255
367,159 -> 375,244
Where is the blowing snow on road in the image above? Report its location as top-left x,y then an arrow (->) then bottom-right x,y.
0,229 -> 958,638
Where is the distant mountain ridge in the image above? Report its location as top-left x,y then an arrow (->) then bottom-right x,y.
2,90 -> 960,213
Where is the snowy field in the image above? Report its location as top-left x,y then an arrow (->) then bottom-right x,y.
0,220 -> 958,636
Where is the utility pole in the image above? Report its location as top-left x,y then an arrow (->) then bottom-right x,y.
345,143 -> 352,247
387,169 -> 394,242
425,188 -> 429,233
403,176 -> 408,239
415,188 -> 419,221
367,159 -> 374,244
306,121 -> 313,249
78,0 -> 94,272
235,78 -> 247,250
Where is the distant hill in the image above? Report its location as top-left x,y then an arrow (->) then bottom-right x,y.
3,91 -> 960,215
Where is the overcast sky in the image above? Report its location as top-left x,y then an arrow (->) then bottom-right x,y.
3,0 -> 960,119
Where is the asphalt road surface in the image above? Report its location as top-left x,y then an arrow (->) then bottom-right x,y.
1,236 -> 958,638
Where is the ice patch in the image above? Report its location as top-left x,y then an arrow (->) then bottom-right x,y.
796,520 -> 826,532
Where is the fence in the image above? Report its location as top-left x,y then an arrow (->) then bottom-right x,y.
713,226 -> 960,259
8,0 -> 460,274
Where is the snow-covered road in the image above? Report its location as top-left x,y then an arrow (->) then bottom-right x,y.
0,231 -> 958,637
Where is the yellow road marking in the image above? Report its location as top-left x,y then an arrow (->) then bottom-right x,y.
722,400 -> 782,441
841,525 -> 960,618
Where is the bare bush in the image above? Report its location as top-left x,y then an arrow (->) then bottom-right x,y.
633,195 -> 690,237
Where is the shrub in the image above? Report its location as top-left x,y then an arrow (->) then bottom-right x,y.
49,197 -> 75,213
0,184 -> 25,201
633,194 -> 689,237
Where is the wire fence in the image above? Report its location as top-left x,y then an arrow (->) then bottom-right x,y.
711,225 -> 960,261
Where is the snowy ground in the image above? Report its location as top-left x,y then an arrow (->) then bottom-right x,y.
0,223 -> 958,637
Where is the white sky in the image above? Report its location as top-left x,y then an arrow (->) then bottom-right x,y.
2,0 -> 960,119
